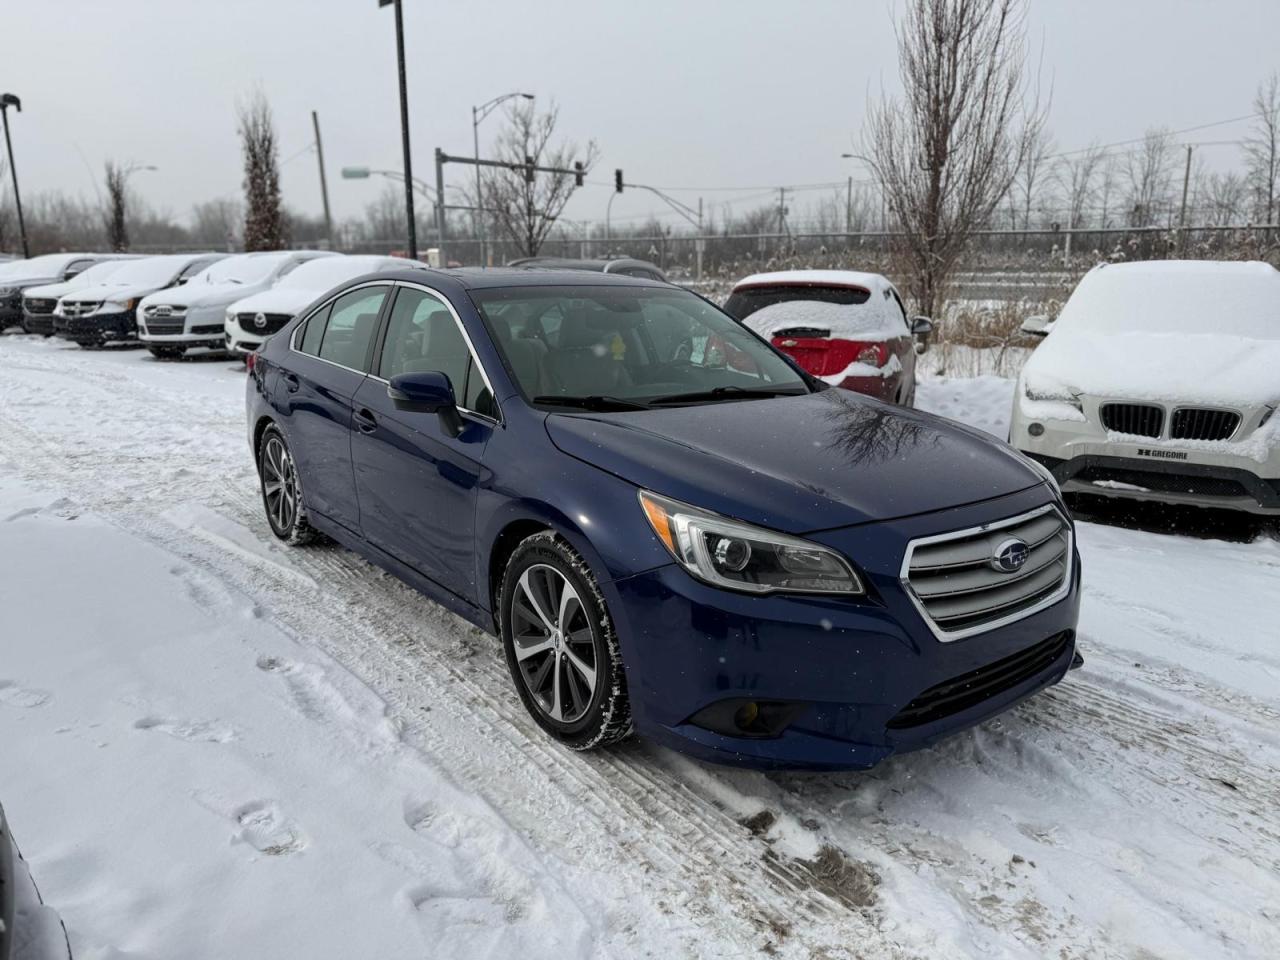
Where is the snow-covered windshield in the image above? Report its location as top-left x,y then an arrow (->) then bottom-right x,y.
0,253 -> 77,279
278,257 -> 395,290
1056,262 -> 1280,340
102,257 -> 185,287
741,299 -> 899,339
196,254 -> 287,286
64,260 -> 130,289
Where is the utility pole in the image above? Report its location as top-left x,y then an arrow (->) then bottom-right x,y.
846,176 -> 852,235
1178,144 -> 1193,237
379,0 -> 416,260
0,93 -> 29,258
434,148 -> 447,267
311,111 -> 333,249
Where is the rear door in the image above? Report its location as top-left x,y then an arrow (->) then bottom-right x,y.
278,283 -> 390,533
351,283 -> 496,598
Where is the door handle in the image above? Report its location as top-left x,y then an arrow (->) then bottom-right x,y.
353,408 -> 378,434
283,373 -> 300,393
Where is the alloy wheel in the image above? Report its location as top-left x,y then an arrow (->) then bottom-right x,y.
262,436 -> 300,533
509,563 -> 599,724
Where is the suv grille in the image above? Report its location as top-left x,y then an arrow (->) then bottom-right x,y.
60,301 -> 100,318
1100,402 -> 1164,437
903,506 -> 1072,638
23,298 -> 56,315
146,321 -> 185,336
237,312 -> 293,335
1170,407 -> 1240,441
887,631 -> 1073,729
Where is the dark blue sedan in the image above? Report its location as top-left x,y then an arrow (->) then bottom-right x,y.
244,269 -> 1081,770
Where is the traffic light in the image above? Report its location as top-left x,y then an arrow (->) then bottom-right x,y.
574,161 -> 584,187
524,155 -> 535,183
615,169 -> 624,193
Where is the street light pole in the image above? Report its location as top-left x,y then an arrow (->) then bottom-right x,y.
1,93 -> 29,258
380,0 -> 416,260
471,92 -> 533,267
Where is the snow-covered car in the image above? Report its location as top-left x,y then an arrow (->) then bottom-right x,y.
723,270 -> 933,406
1012,260 -> 1280,516
0,253 -> 118,332
224,255 -> 428,356
137,250 -> 335,359
0,802 -> 73,960
57,253 -> 226,348
22,258 -> 140,337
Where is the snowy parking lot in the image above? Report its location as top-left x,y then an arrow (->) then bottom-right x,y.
1,334 -> 1278,960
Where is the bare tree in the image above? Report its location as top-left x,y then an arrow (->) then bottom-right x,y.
480,101 -> 598,258
102,161 -> 129,252
1124,128 -> 1175,227
862,0 -> 1045,318
1201,171 -> 1247,226
1055,143 -> 1104,229
1012,128 -> 1055,228
238,92 -> 286,251
190,198 -> 241,249
1244,71 -> 1280,226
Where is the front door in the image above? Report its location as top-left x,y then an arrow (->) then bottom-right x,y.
351,285 -> 496,599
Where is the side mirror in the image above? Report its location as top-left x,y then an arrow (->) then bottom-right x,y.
1020,315 -> 1052,337
910,316 -> 934,337
388,371 -> 463,437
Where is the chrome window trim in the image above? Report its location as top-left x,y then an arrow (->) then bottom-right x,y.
898,502 -> 1074,643
287,279 -> 501,425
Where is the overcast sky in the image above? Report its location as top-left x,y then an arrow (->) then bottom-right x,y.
5,0 -> 1279,234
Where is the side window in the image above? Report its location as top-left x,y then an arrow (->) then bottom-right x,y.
378,288 -> 494,416
178,259 -> 210,284
297,304 -> 331,356
65,258 -> 95,279
318,286 -> 387,371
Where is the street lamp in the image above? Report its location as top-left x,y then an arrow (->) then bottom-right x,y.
472,92 -> 533,266
342,165 -> 437,202
1,93 -> 29,258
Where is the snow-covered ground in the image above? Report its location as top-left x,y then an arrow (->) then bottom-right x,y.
1,335 -> 1277,960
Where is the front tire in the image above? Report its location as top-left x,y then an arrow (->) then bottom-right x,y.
258,428 -> 318,545
148,345 -> 185,360
498,532 -> 632,750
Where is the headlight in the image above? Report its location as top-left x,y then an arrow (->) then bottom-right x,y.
1024,381 -> 1082,411
638,491 -> 864,595
226,308 -> 236,323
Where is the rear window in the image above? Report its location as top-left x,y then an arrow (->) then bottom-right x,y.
724,284 -> 870,321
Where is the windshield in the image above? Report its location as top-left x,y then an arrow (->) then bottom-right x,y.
471,285 -> 810,407
196,254 -> 285,286
64,260 -> 130,289
1057,264 -> 1280,340
103,257 -> 184,287
0,253 -> 77,280
279,257 -> 391,290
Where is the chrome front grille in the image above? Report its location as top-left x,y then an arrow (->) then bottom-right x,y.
237,312 -> 292,335
23,298 -> 56,314
60,301 -> 101,318
1170,407 -> 1240,441
902,505 -> 1072,640
1099,402 -> 1164,437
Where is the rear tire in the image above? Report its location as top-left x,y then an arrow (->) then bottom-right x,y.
498,532 -> 632,750
258,427 -> 319,545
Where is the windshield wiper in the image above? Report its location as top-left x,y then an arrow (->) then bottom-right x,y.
532,394 -> 650,412
648,385 -> 805,406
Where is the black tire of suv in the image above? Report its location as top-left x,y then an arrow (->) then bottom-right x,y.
148,345 -> 185,360
258,427 -> 319,546
498,532 -> 633,750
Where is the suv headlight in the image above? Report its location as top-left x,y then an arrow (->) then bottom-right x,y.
639,491 -> 864,595
1024,381 -> 1082,412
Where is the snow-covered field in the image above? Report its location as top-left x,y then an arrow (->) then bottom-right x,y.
1,335 -> 1277,960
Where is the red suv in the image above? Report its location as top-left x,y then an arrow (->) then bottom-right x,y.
724,270 -> 932,406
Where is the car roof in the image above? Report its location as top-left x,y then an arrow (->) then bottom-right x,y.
425,267 -> 669,290
733,269 -> 893,292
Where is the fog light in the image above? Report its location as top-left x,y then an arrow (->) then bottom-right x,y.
1028,422 -> 1045,437
733,701 -> 760,730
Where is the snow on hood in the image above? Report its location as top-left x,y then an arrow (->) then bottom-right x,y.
140,281 -> 260,311
24,261 -> 132,300
742,299 -> 899,340
62,281 -> 171,303
226,286 -> 319,317
1024,260 -> 1280,407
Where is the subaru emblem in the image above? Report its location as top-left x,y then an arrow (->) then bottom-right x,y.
990,537 -> 1030,573
254,312 -> 267,329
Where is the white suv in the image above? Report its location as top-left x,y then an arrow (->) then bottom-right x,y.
1011,260 -> 1280,516
137,250 -> 334,358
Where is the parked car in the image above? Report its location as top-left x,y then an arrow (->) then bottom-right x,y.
22,258 -> 140,336
507,256 -> 667,282
245,268 -> 1080,770
137,250 -> 335,359
723,270 -> 933,406
224,255 -> 427,357
57,253 -> 225,348
0,802 -> 73,960
1012,260 -> 1280,516
0,253 -> 119,331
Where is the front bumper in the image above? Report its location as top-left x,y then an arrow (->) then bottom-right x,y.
138,317 -> 228,350
0,298 -> 22,330
23,311 -> 57,336
224,317 -> 274,356
64,309 -> 138,345
607,485 -> 1081,770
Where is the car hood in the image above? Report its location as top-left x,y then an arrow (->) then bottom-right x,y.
140,281 -> 265,310
545,389 -> 1045,533
63,281 -> 167,303
0,274 -> 59,291
1023,330 -> 1280,408
226,287 -> 317,316
22,280 -> 74,299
